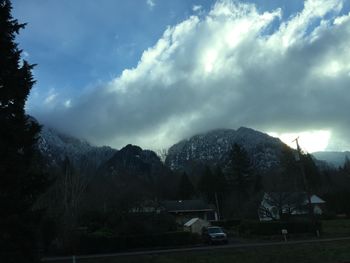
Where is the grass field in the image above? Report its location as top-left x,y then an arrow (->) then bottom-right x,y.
47,239 -> 350,263
45,219 -> 350,263
322,219 -> 350,236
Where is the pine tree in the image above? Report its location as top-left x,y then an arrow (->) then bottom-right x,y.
0,1 -> 45,261
198,166 -> 227,203
226,143 -> 253,217
279,145 -> 302,191
228,143 -> 251,192
176,172 -> 195,200
198,166 -> 215,202
343,156 -> 350,176
302,153 -> 321,192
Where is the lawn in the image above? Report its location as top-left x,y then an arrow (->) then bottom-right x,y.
322,219 -> 350,236
48,239 -> 350,263
45,219 -> 350,263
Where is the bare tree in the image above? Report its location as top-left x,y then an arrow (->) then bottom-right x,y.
60,157 -> 88,226
259,192 -> 305,220
52,157 -> 90,252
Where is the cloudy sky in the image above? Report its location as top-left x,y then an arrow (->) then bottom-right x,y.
12,0 -> 350,152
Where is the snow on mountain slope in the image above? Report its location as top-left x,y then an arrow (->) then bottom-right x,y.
37,126 -> 116,172
165,127 -> 287,171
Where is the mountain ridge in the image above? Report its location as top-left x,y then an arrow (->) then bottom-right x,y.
165,127 -> 287,172
37,125 -> 117,174
312,151 -> 350,168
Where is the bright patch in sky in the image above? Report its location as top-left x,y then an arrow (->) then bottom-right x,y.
147,0 -> 155,9
14,0 -> 350,151
203,49 -> 217,73
268,130 -> 331,153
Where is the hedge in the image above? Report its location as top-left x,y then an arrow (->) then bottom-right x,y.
76,231 -> 201,254
213,219 -> 241,229
238,220 -> 322,236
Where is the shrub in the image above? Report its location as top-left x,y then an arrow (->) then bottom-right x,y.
238,220 -> 322,236
76,231 -> 201,255
213,219 -> 241,229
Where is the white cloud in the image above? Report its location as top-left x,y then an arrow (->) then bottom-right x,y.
36,0 -> 350,151
44,89 -> 58,105
22,51 -> 30,58
193,5 -> 202,12
64,99 -> 72,108
146,0 -> 155,9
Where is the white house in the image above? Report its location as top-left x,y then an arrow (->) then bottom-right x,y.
258,192 -> 326,221
162,199 -> 218,225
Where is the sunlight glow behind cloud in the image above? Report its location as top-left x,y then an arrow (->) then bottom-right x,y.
32,0 -> 350,151
268,130 -> 331,153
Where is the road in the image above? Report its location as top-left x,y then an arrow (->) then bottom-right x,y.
41,236 -> 350,262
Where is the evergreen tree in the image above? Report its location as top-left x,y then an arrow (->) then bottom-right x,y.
0,1 -> 45,261
212,166 -> 227,219
226,143 -> 252,217
253,173 -> 263,193
198,166 -> 215,202
228,143 -> 252,193
198,166 -> 227,204
213,166 -> 228,195
343,156 -> 350,176
176,172 -> 195,200
279,145 -> 301,191
302,153 -> 321,192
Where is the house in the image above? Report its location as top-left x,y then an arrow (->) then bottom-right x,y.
129,200 -> 163,213
258,192 -> 326,221
183,218 -> 210,234
162,199 -> 218,225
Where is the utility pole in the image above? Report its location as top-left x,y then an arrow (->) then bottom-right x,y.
293,137 -> 319,236
214,192 -> 221,220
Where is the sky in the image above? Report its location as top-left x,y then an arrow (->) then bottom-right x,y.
11,0 -> 350,153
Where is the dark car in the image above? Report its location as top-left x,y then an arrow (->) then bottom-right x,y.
202,226 -> 228,245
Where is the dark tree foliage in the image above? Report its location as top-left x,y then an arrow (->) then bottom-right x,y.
342,156 -> 350,176
228,143 -> 252,192
224,144 -> 253,218
198,166 -> 214,202
278,145 -> 302,191
253,173 -> 263,193
176,172 -> 196,200
302,153 -> 321,192
213,166 -> 228,194
280,147 -> 320,192
198,166 -> 227,204
321,158 -> 350,216
0,1 -> 45,261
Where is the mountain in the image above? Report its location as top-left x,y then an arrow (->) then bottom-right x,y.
165,127 -> 288,172
36,125 -> 177,212
88,144 -> 176,207
312,151 -> 350,168
98,144 -> 166,179
37,126 -> 116,174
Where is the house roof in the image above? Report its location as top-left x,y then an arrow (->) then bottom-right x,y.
309,195 -> 326,204
162,199 -> 214,212
184,218 -> 199,227
263,192 -> 326,204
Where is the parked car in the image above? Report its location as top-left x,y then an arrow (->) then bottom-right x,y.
202,226 -> 228,244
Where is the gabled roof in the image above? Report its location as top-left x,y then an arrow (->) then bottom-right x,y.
184,218 -> 199,227
309,195 -> 326,204
263,192 -> 325,205
162,199 -> 214,212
